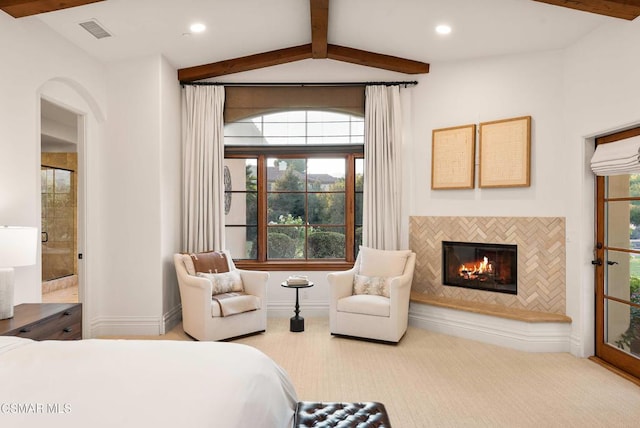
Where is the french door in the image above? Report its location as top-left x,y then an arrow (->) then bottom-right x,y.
595,127 -> 640,379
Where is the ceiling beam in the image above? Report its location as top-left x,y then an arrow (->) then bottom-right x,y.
532,0 -> 640,20
310,0 -> 329,58
0,0 -> 105,18
327,44 -> 430,74
178,44 -> 314,82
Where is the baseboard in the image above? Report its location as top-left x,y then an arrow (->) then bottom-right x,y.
408,301 -> 572,353
162,304 -> 182,335
90,315 -> 163,337
267,300 -> 329,319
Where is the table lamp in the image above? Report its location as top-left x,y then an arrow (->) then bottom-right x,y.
0,226 -> 38,320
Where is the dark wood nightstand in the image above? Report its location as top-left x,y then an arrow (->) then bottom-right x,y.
0,303 -> 82,340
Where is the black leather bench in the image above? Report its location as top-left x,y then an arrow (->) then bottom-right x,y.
294,401 -> 391,427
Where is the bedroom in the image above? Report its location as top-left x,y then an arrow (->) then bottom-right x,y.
1,0 -> 640,425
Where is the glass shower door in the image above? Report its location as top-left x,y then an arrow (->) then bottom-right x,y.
41,166 -> 75,281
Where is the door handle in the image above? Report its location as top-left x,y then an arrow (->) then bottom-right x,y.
607,261 -> 619,266
591,259 -> 602,266
41,231 -> 48,243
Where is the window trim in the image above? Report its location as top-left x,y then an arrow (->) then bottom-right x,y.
226,150 -> 362,270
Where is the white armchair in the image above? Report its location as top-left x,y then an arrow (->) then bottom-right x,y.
174,251 -> 268,341
328,247 -> 416,343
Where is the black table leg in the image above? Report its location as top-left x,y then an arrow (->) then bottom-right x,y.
290,287 -> 304,332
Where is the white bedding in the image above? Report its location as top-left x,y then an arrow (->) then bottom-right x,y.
0,337 -> 297,428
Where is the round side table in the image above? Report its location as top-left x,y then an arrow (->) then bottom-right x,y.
280,281 -> 314,332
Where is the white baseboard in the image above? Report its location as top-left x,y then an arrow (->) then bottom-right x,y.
162,304 -> 182,335
408,301 -> 572,353
267,300 -> 329,319
90,316 -> 162,337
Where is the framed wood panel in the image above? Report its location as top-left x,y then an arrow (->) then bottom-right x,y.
431,124 -> 476,190
479,116 -> 531,188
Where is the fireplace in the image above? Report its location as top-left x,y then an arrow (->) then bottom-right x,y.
442,241 -> 517,295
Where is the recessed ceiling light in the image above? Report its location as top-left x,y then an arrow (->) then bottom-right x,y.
190,23 -> 206,33
435,24 -> 452,35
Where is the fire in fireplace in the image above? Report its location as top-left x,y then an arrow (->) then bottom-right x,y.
442,241 -> 517,295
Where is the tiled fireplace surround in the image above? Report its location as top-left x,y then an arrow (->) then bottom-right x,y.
408,216 -> 570,352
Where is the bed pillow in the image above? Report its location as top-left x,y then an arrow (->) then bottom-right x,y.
189,251 -> 230,275
358,246 -> 411,277
197,270 -> 244,295
353,274 -> 390,298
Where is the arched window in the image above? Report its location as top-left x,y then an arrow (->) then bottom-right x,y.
224,110 -> 364,269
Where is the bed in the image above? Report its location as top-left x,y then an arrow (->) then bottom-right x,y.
0,336 -> 298,427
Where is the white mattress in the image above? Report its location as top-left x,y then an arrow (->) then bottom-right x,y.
0,337 -> 297,428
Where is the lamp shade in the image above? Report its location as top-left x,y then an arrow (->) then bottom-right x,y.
0,226 -> 38,268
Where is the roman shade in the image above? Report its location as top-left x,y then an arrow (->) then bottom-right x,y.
224,86 -> 364,123
591,135 -> 640,176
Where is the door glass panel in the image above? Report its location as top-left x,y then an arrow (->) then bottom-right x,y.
605,250 -> 639,302
41,167 -> 75,281
606,298 -> 640,358
606,174 -> 640,198
605,200 -> 640,250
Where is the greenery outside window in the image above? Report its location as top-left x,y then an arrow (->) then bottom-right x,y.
224,110 -> 364,270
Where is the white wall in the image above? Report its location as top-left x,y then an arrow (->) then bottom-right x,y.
95,54 -> 181,335
160,56 -> 182,332
0,15 -> 106,332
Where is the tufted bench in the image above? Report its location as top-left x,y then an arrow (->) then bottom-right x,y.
294,401 -> 391,427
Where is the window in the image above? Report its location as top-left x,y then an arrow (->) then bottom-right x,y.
224,110 -> 364,269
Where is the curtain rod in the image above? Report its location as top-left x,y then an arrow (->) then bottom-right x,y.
180,81 -> 418,88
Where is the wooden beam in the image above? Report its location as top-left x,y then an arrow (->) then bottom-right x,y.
178,44 -> 314,82
310,0 -> 329,58
0,0 -> 105,18
327,44 -> 429,74
532,0 -> 640,20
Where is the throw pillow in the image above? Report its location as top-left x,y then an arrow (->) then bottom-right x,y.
197,270 -> 244,295
353,274 -> 390,298
358,246 -> 411,277
190,251 -> 230,274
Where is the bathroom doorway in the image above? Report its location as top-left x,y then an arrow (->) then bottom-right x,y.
40,99 -> 80,303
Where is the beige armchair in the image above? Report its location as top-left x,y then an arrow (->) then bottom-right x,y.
174,251 -> 268,341
328,247 -> 416,343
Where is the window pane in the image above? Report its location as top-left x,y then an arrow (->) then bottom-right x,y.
224,136 -> 268,145
606,298 -> 640,358
225,192 -> 257,225
268,159 -> 306,191
351,121 -> 365,135
606,200 -> 639,250
308,121 -> 351,137
308,227 -> 345,259
606,250 -> 639,302
355,158 -> 364,191
355,192 -> 363,225
607,174 -> 640,198
225,226 -> 257,259
307,111 -> 353,122
263,122 -> 306,138
308,193 -> 345,225
267,193 -> 305,223
307,158 -> 345,191
263,111 -> 306,122
268,226 -> 303,259
224,158 -> 257,192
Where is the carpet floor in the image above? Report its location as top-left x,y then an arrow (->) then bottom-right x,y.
109,318 -> 640,427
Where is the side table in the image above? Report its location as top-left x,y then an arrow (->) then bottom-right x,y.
280,281 -> 314,332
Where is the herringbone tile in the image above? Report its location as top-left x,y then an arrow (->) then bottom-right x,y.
410,216 -> 566,314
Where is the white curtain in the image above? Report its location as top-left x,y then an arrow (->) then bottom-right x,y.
591,135 -> 640,176
182,85 -> 226,253
363,85 -> 403,250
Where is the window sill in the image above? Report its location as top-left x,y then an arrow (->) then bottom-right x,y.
234,260 -> 354,272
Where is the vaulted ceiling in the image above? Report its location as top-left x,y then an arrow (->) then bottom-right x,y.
1,0 -> 636,80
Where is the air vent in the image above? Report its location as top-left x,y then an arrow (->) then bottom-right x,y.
78,19 -> 112,39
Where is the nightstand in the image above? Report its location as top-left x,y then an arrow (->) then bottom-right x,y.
0,303 -> 82,340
